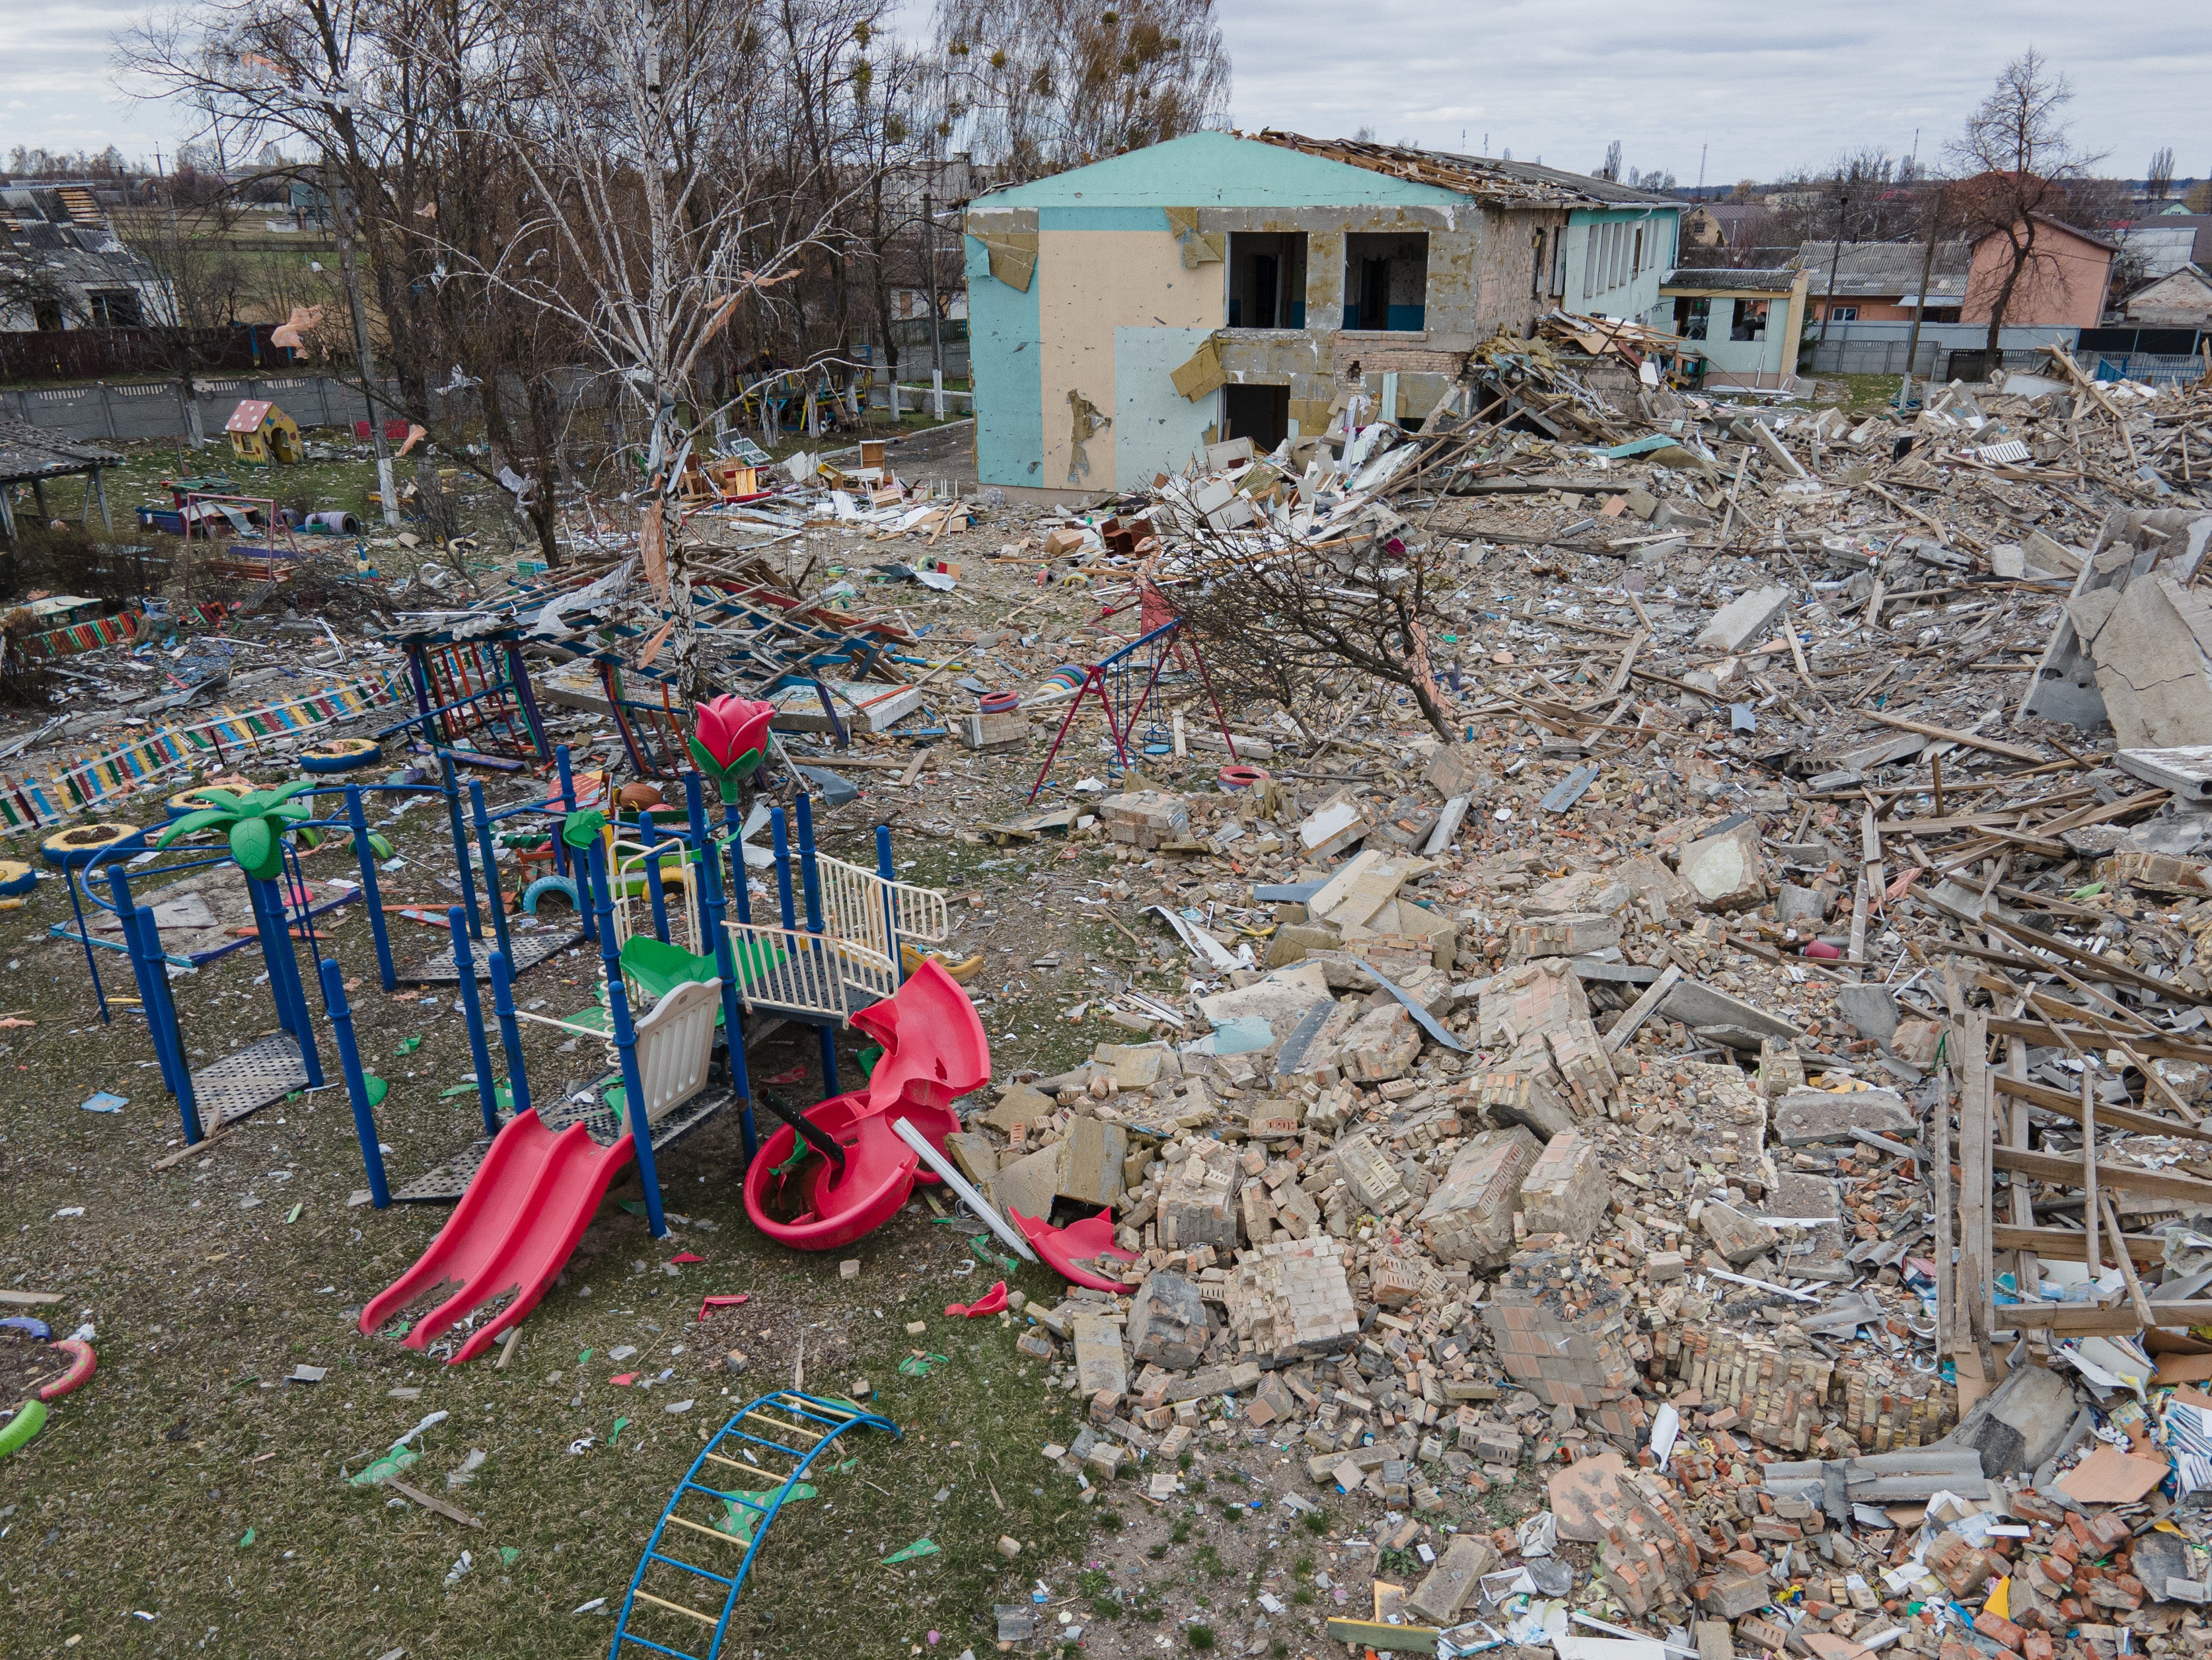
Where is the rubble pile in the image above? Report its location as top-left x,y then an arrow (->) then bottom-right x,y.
918,345 -> 2212,1654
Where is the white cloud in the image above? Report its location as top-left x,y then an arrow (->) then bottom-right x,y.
1222,0 -> 2208,184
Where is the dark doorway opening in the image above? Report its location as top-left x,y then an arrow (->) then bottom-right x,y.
1222,384 -> 1290,454
1227,232 -> 1308,328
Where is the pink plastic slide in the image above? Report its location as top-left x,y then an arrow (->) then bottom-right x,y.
359,1112 -> 635,1365
744,961 -> 990,1251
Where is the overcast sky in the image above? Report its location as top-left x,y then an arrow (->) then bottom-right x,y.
5,0 -> 2203,186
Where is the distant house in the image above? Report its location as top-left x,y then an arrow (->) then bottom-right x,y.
1962,213 -> 2116,330
2124,264 -> 2212,326
1794,239 -> 1970,323
1658,267 -> 1812,390
961,130 -> 1681,499
0,182 -> 172,332
2114,214 -> 2212,285
1681,204 -> 1765,248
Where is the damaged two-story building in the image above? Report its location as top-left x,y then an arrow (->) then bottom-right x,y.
963,130 -> 1680,501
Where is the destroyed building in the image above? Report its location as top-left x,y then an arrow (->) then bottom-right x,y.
961,129 -> 1680,500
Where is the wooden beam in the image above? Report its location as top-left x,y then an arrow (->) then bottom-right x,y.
1989,1016 -> 2212,1067
1992,1222 -> 2159,1265
1996,1298 -> 2212,1333
1861,708 -> 2044,765
1993,1145 -> 2212,1205
1959,1012 -> 1993,1354
1602,963 -> 1682,1055
1993,1071 -> 2212,1143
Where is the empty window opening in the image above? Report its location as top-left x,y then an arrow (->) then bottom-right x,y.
87,289 -> 143,328
1633,227 -> 1644,276
1342,232 -> 1428,332
1672,295 -> 1711,341
1730,299 -> 1769,342
1550,229 -> 1567,295
1227,232 -> 1308,328
1221,383 -> 1291,453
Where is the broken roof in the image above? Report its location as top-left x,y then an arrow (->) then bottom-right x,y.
1660,266 -> 1801,293
1251,130 -> 1676,211
0,417 -> 121,483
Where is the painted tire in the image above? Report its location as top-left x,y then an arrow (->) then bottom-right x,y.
0,1316 -> 50,1340
520,875 -> 579,917
40,822 -> 143,869
0,860 -> 34,897
39,1340 -> 93,1402
0,1398 -> 46,1459
301,737 -> 383,774
1218,765 -> 1269,791
978,691 -> 1020,714
168,785 -> 237,821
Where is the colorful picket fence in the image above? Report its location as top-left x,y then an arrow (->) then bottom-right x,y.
0,666 -> 412,835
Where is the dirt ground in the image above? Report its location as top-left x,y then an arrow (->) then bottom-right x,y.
0,436 -> 1472,1659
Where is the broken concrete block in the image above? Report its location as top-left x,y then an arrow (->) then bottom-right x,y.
1405,1534 -> 1499,1626
1419,1126 -> 1542,1266
1127,1272 -> 1210,1370
1831,984 -> 1899,1047
1660,977 -> 1803,1047
1700,1201 -> 1780,1266
1071,1314 -> 1128,1398
988,1143 -> 1066,1222
1471,1069 -> 1580,1142
1093,1042 -> 1171,1090
1519,1131 -> 1611,1242
1224,1236 -> 1359,1364
1264,921 -> 1341,966
1946,1357 -> 2081,1477
2088,575 -> 2212,751
1056,1115 -> 1128,1208
1157,1139 -> 1242,1252
1545,1017 -> 1618,1114
1308,849 -> 1426,932
1098,790 -> 1189,849
1508,911 -> 1623,963
1426,743 -> 1490,799
1677,819 -> 1766,911
1775,883 -> 1828,927
1770,1087 -> 1913,1147
1296,790 -> 1372,860
1336,1000 -> 1420,1084
1695,585 -> 1793,652
1333,1131 -> 1414,1214
1479,956 -> 1594,1049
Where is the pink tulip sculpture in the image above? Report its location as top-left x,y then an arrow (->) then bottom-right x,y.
689,695 -> 776,803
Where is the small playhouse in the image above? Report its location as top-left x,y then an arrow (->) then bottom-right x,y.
225,400 -> 303,467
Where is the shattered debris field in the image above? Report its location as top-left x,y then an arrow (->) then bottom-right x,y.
13,347 -> 2212,1660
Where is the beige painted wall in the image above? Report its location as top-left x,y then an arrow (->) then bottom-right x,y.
1036,228 -> 1218,488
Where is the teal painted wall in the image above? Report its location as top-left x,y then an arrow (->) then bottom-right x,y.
975,132 -> 1470,211
1565,206 -> 1681,326
964,230 -> 1043,490
1113,326 -> 1218,488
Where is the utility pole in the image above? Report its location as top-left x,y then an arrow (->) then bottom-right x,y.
1901,183 -> 1946,409
1818,188 -> 1850,348
323,155 -> 400,527
1697,141 -> 1707,194
923,185 -> 945,420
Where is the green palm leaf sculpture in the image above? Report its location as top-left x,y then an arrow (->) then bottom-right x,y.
153,782 -> 319,882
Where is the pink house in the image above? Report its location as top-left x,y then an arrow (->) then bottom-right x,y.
1962,211 -> 2117,328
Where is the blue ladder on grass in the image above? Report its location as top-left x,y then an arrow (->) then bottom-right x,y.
608,1389 -> 902,1659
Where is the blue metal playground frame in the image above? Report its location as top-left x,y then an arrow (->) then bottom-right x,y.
608,1390 -> 902,1660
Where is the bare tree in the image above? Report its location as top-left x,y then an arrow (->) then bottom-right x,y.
1598,139 -> 1621,182
932,0 -> 1228,183
1946,50 -> 2102,366
2148,146 -> 2176,204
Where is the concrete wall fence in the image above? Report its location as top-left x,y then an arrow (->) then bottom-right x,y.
1803,320 -> 2080,377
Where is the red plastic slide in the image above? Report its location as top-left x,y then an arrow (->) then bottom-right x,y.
359,1112 -> 634,1365
744,961 -> 990,1251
